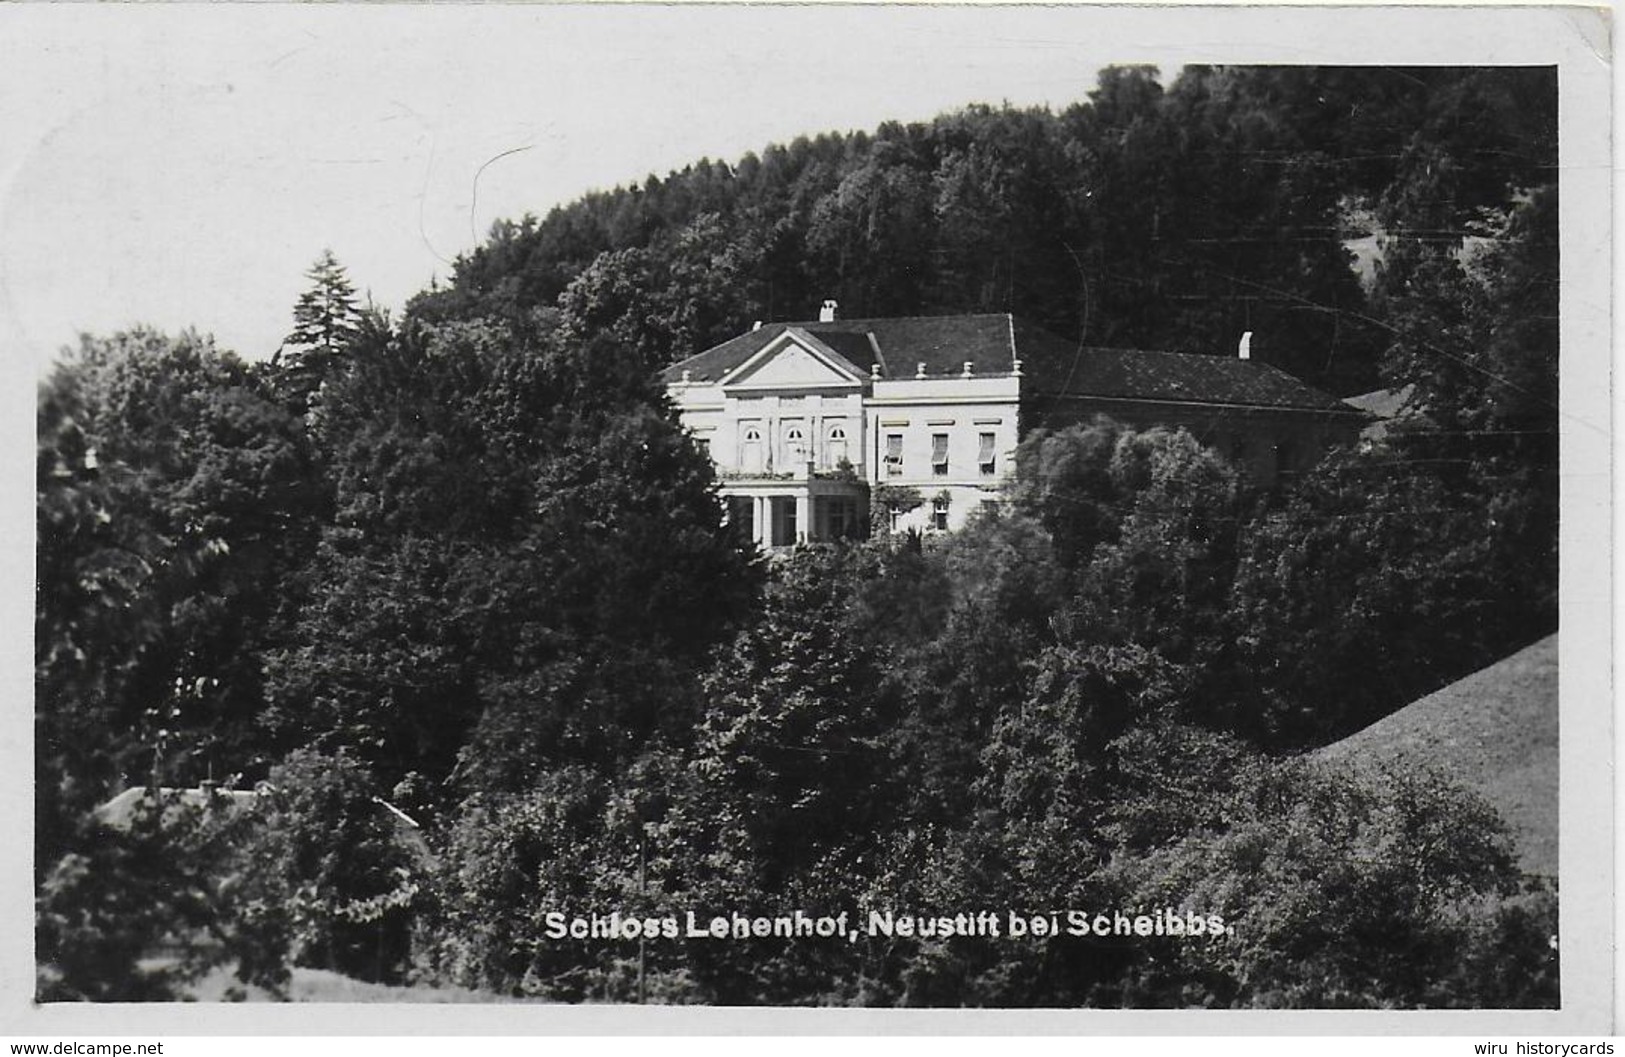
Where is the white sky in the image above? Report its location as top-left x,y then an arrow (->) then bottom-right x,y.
2,4 -> 1609,382
1,5 -> 1163,375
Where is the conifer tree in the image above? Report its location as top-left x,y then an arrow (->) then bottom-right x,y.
277,250 -> 362,408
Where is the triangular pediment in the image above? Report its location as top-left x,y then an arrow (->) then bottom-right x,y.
720,329 -> 866,389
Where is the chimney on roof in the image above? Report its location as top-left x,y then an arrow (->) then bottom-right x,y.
819,299 -> 838,323
1238,331 -> 1253,361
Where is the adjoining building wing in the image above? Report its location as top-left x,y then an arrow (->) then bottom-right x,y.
1015,322 -> 1368,480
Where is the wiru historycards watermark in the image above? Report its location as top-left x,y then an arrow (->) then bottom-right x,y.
540,908 -> 1232,943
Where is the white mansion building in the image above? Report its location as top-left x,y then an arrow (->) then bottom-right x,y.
663,302 -> 1366,549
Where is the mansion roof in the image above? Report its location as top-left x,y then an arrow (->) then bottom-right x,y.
663,313 -> 1358,415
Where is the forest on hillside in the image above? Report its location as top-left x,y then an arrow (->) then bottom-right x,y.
36,65 -> 1559,1007
410,65 -> 1554,396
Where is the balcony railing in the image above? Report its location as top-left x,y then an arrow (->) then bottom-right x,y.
718,460 -> 864,483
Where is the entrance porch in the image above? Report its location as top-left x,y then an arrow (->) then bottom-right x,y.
721,479 -> 868,550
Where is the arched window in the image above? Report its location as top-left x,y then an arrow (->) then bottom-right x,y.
785,425 -> 806,462
827,424 -> 848,468
741,425 -> 764,474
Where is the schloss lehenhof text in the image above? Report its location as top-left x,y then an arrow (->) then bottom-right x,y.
542,908 -> 1229,942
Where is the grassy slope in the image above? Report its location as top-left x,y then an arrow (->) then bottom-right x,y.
1314,634 -> 1558,880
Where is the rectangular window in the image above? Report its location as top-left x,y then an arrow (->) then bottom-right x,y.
727,496 -> 755,538
770,497 -> 797,547
885,433 -> 904,476
824,497 -> 859,541
931,495 -> 950,532
931,433 -> 949,476
978,432 -> 996,476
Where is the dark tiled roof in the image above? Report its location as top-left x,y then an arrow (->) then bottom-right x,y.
665,312 -> 1357,413
1024,346 -> 1357,413
802,329 -> 883,375
850,314 -> 1017,376
660,324 -> 790,385
661,313 -> 1016,384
